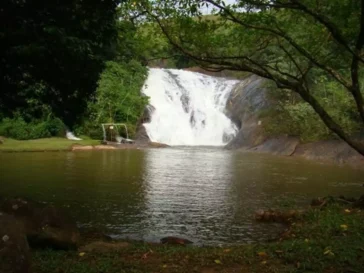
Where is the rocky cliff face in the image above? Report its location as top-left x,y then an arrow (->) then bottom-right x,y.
224,75 -> 364,168
225,75 -> 270,149
134,105 -> 154,144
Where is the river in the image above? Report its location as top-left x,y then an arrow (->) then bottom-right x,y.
0,148 -> 363,245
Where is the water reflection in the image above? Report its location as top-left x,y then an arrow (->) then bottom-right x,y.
0,149 -> 363,245
142,147 -> 236,244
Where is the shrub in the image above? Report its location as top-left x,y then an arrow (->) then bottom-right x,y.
74,121 -> 104,140
45,118 -> 66,137
0,117 -> 66,140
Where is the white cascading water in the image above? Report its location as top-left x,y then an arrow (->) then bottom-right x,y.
142,68 -> 239,146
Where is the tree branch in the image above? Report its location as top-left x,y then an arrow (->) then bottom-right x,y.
297,86 -> 364,156
350,0 -> 364,124
204,0 -> 352,90
244,0 -> 364,63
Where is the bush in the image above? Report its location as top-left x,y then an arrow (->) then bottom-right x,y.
74,122 -> 104,140
0,118 -> 29,140
45,118 -> 66,137
0,117 -> 66,140
29,122 -> 51,139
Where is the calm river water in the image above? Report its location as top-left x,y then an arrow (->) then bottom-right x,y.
0,148 -> 363,245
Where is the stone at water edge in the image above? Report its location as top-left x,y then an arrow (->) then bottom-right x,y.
254,209 -> 303,223
0,197 -> 80,250
311,197 -> 326,207
354,195 -> 364,208
160,236 -> 193,245
0,213 -> 31,273
149,142 -> 169,148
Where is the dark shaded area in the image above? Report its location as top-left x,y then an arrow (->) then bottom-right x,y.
0,197 -> 80,250
0,0 -> 120,127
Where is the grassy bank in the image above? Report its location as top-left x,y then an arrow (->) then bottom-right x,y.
0,137 -> 100,152
32,203 -> 364,273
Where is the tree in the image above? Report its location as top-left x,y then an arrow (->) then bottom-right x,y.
89,60 -> 148,125
125,0 -> 364,156
0,0 -> 121,127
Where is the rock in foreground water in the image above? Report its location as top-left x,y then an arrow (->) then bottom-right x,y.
0,213 -> 31,273
0,197 -> 80,250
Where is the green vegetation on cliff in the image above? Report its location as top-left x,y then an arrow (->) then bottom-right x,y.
261,79 -> 363,142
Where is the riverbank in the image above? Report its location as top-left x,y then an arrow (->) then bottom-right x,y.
242,136 -> 364,169
0,137 -> 169,152
31,201 -> 364,273
0,137 -> 100,152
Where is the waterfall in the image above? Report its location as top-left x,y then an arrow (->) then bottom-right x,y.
142,68 -> 239,146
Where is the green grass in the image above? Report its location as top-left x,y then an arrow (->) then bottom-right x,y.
0,137 -> 100,152
32,204 -> 364,273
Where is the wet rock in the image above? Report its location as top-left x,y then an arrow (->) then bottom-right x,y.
294,140 -> 364,167
160,236 -> 193,245
255,209 -> 303,223
225,75 -> 270,150
250,136 -> 300,156
0,213 -> 31,273
353,195 -> 364,209
135,105 -> 155,144
149,142 -> 169,148
134,125 -> 150,144
0,197 -> 80,250
311,197 -> 326,207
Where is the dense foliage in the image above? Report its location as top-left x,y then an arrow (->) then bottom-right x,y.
0,1 -> 151,140
75,60 -> 149,139
0,116 -> 65,140
0,0 -> 122,127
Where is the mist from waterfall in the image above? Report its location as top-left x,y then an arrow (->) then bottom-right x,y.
142,68 -> 239,146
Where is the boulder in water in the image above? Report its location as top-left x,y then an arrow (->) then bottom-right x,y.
0,213 -> 31,273
0,197 -> 80,250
